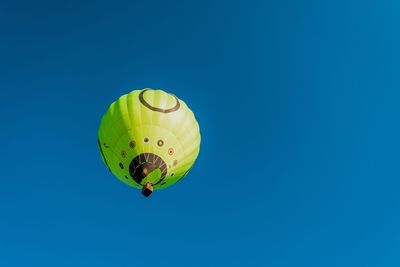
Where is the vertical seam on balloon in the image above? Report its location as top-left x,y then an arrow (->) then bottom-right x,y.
125,92 -> 133,146
137,90 -> 144,159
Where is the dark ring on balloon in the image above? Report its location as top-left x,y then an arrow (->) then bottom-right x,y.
139,89 -> 180,113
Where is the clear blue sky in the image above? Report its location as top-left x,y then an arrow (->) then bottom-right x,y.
1,0 -> 400,266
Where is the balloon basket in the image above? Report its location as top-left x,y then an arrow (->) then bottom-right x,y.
142,182 -> 153,197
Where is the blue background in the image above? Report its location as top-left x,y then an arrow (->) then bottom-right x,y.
1,0 -> 400,266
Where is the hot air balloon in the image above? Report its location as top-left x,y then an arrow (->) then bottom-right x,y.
98,88 -> 200,197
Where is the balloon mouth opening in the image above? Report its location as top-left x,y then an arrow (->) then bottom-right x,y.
129,153 -> 168,186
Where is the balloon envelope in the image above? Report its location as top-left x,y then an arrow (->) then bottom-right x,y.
98,89 -> 201,194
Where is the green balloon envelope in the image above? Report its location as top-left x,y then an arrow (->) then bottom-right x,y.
98,89 -> 201,193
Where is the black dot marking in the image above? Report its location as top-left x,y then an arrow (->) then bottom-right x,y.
129,141 -> 136,148
124,175 -> 129,179
157,140 -> 164,147
119,163 -> 124,169
98,139 -> 111,172
161,182 -> 166,185
171,173 -> 174,176
121,150 -> 127,158
144,137 -> 149,143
